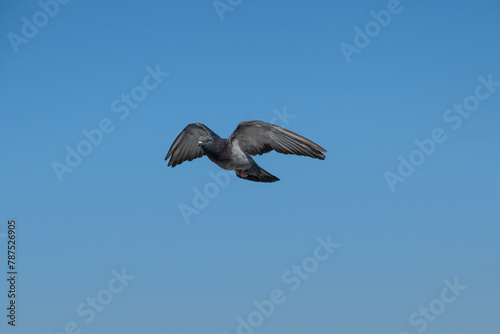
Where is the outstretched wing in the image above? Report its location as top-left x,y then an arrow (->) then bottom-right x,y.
229,120 -> 326,159
165,123 -> 214,167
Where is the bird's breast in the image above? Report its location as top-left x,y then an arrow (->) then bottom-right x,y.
227,140 -> 253,170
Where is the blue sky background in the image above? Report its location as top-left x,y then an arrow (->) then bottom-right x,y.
1,0 -> 500,333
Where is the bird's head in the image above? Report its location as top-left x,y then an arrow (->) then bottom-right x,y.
197,135 -> 213,147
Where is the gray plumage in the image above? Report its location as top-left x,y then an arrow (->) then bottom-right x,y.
165,120 -> 326,183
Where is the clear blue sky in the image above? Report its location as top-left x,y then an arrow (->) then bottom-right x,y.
1,0 -> 500,333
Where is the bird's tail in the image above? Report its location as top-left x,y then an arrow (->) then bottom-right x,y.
236,163 -> 280,183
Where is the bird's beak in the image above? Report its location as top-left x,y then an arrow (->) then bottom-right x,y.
197,141 -> 202,147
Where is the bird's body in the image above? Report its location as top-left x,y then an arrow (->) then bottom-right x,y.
165,120 -> 326,182
224,139 -> 252,170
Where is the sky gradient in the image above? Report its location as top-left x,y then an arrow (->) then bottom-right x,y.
1,0 -> 500,333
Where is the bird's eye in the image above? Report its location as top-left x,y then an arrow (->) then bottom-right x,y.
206,139 -> 209,143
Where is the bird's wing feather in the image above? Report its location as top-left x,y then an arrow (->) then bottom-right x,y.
229,120 -> 326,159
165,123 -> 214,167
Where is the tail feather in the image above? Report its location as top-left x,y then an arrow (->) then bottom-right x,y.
236,164 -> 280,183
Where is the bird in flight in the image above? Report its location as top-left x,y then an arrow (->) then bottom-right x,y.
165,120 -> 326,183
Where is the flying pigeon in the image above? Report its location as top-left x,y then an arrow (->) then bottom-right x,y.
165,120 -> 326,183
